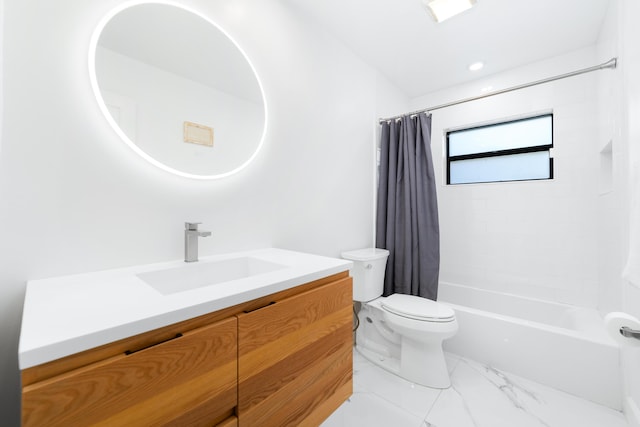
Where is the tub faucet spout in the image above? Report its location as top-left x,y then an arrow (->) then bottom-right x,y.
184,222 -> 211,262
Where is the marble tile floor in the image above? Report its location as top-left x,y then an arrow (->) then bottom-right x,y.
322,349 -> 629,427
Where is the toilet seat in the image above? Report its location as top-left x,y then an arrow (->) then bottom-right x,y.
381,294 -> 455,322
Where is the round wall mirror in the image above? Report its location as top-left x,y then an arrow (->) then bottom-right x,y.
89,1 -> 267,179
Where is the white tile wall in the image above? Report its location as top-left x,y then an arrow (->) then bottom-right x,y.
412,48 -> 603,307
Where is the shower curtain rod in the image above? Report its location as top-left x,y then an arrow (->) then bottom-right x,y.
378,57 -> 618,123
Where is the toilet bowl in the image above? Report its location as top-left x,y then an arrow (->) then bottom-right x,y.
342,248 -> 458,388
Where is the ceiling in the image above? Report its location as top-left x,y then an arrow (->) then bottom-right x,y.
284,0 -> 612,98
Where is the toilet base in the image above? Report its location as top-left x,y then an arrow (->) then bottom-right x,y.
356,341 -> 451,389
400,336 -> 451,388
355,301 -> 454,389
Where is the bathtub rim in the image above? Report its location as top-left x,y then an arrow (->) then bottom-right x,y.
438,281 -> 618,347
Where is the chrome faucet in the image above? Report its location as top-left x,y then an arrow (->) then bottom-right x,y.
184,222 -> 211,262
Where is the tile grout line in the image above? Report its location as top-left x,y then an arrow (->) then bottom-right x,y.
421,389 -> 444,425
421,355 -> 463,425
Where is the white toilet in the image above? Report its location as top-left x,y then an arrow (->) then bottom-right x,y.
342,248 -> 458,388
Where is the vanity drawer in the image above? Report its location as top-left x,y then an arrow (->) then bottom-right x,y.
237,276 -> 353,426
22,317 -> 237,427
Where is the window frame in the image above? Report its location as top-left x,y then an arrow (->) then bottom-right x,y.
446,113 -> 554,185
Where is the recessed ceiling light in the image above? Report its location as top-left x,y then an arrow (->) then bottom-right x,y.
423,0 -> 476,23
469,61 -> 484,71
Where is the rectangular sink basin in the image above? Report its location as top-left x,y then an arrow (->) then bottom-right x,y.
137,256 -> 287,295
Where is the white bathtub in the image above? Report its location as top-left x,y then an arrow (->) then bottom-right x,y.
438,282 -> 622,410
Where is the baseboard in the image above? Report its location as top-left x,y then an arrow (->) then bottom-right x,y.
624,396 -> 640,427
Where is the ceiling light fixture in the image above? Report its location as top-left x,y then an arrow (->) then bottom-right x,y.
423,0 -> 476,23
469,61 -> 484,71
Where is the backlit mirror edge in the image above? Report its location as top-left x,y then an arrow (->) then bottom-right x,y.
88,0 -> 269,180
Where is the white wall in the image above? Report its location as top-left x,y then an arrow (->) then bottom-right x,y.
411,47 -> 603,307
600,0 -> 640,424
0,0 -> 3,157
0,0 -> 407,423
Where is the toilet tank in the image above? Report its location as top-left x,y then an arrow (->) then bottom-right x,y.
341,248 -> 389,302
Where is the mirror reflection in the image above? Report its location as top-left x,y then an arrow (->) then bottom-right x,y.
92,2 -> 266,178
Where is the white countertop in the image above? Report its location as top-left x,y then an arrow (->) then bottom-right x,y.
19,248 -> 352,369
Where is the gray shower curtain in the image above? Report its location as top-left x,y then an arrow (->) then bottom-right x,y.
376,112 -> 440,300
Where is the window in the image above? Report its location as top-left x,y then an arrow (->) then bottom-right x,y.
446,114 -> 553,185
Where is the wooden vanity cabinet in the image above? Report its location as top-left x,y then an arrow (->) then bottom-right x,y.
21,271 -> 352,427
22,317 -> 238,427
237,274 -> 353,426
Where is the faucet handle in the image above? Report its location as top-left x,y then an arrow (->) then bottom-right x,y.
185,222 -> 201,231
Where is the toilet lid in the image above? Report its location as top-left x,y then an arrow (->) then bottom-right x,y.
381,294 -> 456,322
341,248 -> 389,261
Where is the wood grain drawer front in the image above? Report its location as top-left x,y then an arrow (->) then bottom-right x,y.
22,317 -> 238,427
237,276 -> 353,427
